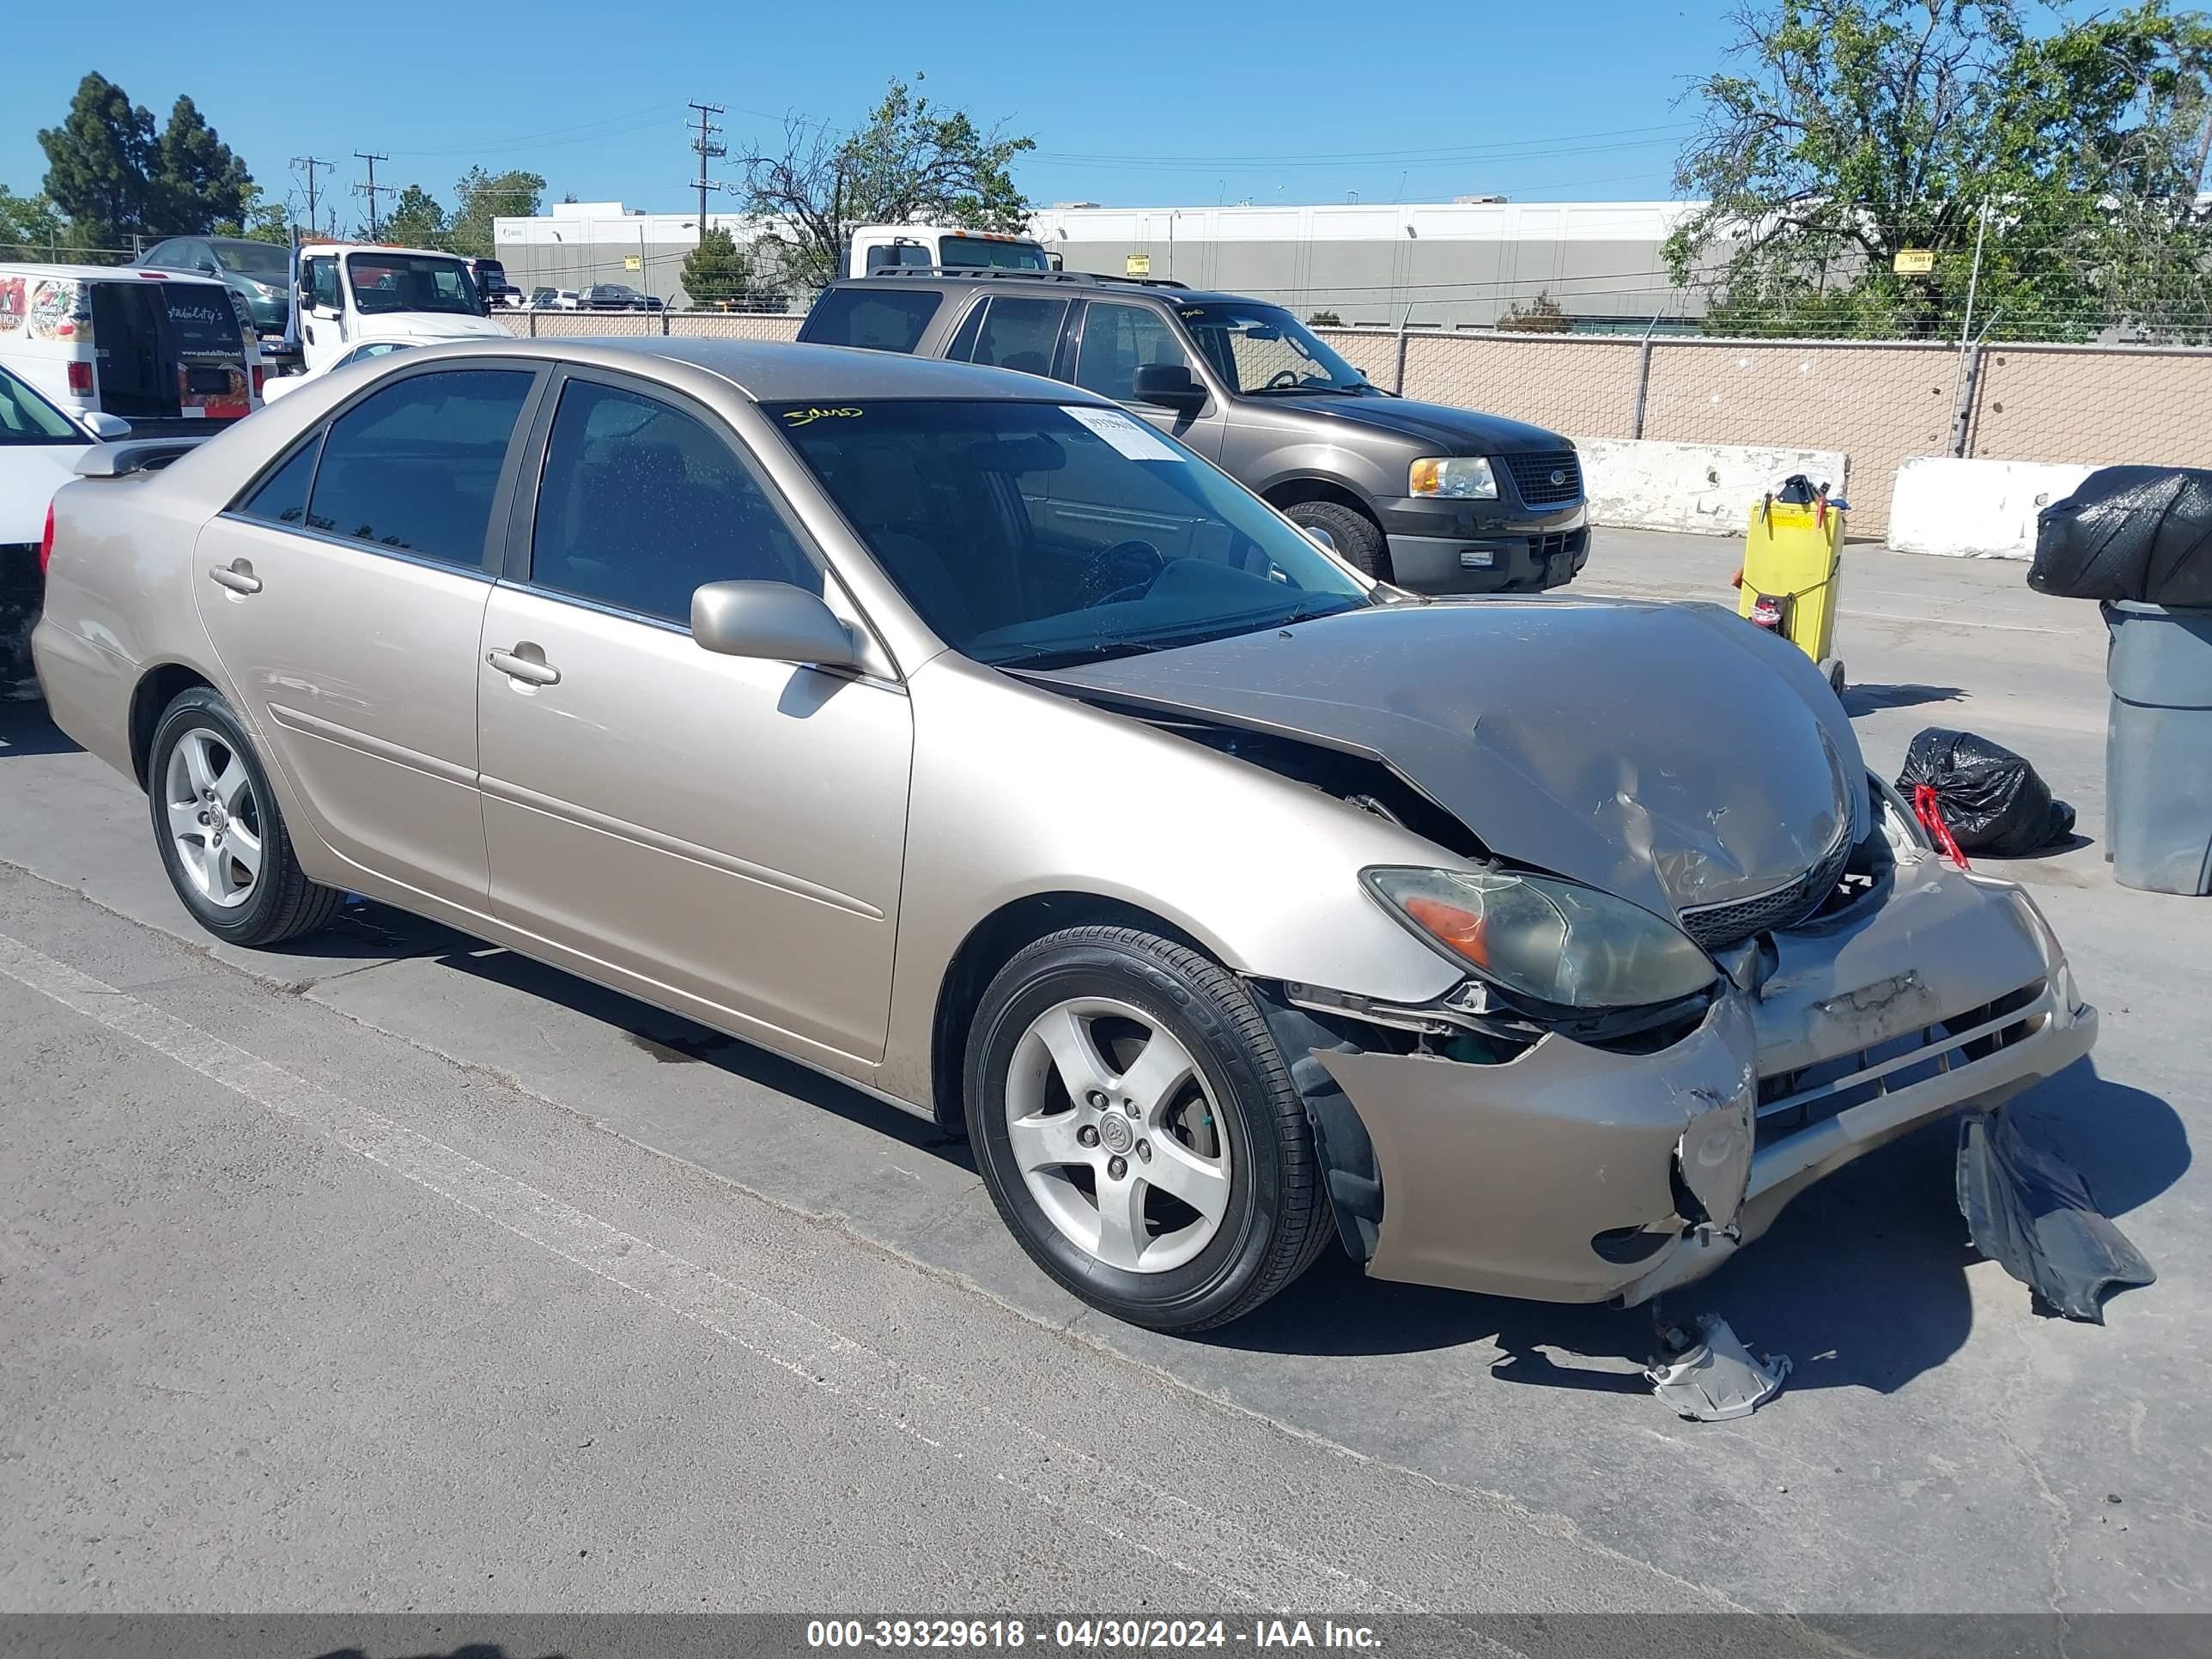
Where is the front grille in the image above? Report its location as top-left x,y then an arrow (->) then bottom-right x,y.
1502,449 -> 1583,507
1754,980 -> 2047,1146
1679,830 -> 1854,953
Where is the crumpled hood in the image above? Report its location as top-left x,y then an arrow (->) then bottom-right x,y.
1033,597 -> 1866,924
352,313 -> 513,345
1262,392 -> 1569,455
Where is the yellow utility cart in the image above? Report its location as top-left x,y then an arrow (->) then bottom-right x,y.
1737,475 -> 1847,695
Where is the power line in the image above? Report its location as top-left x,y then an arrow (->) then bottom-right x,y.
353,152 -> 390,240
291,155 -> 335,238
689,101 -> 727,234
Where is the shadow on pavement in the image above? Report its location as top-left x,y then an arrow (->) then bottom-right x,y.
1841,682 -> 1966,715
432,942 -> 974,1166
0,696 -> 82,759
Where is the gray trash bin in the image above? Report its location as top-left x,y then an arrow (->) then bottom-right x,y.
2104,600 -> 2212,895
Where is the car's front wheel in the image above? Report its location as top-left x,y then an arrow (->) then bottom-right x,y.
1281,499 -> 1389,580
147,687 -> 343,947
966,927 -> 1332,1333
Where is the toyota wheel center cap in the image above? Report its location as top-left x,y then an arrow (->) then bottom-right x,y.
1099,1115 -> 1133,1155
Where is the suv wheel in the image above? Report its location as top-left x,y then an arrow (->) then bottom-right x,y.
966,927 -> 1331,1333
1283,500 -> 1389,580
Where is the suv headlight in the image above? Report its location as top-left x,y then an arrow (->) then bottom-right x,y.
1408,456 -> 1498,499
1364,866 -> 1717,1010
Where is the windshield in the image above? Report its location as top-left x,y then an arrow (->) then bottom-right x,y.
939,235 -> 1050,271
346,252 -> 484,316
769,399 -> 1371,667
1177,301 -> 1369,394
0,362 -> 82,445
218,240 -> 292,278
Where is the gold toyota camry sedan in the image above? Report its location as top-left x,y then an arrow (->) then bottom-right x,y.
33,337 -> 2095,1332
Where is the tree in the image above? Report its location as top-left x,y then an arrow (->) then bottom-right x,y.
739,75 -> 1034,289
1667,0 -> 2212,340
444,167 -> 543,259
1498,291 -> 1571,332
680,225 -> 763,307
380,185 -> 449,251
37,72 -> 159,247
154,94 -> 252,234
0,185 -> 68,258
212,184 -> 294,245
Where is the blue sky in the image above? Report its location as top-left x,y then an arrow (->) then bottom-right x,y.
4,2 -> 1738,225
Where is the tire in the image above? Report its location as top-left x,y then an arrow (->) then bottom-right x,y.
965,926 -> 1328,1333
147,687 -> 343,948
1282,499 -> 1389,580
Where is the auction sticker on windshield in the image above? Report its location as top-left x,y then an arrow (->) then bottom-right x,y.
1061,405 -> 1183,463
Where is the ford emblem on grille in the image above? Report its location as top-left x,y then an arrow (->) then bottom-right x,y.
1549,469 -> 1567,487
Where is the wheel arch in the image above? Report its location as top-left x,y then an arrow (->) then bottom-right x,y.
1261,474 -> 1382,526
129,662 -> 222,790
929,890 -> 1216,1135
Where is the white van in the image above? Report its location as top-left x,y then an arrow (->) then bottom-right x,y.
847,225 -> 1053,278
289,244 -> 513,376
0,263 -> 264,435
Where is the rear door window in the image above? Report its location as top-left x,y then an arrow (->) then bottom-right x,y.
799,288 -> 941,353
305,368 -> 533,567
951,297 -> 1068,378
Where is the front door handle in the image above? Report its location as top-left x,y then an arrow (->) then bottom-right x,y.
487,647 -> 561,687
207,562 -> 262,594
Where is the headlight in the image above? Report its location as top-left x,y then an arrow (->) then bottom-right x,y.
250,280 -> 281,298
1408,456 -> 1498,499
1364,866 -> 1717,1010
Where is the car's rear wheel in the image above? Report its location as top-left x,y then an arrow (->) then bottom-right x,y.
148,688 -> 343,947
1282,499 -> 1389,580
966,927 -> 1330,1333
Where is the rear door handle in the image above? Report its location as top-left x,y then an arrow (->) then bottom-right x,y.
208,562 -> 261,594
487,647 -> 561,687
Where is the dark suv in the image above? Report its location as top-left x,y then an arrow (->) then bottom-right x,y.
798,269 -> 1588,592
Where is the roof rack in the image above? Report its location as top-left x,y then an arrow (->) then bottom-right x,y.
861,266 -> 1190,290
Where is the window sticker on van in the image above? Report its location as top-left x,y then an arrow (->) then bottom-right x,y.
1060,404 -> 1182,463
0,277 -> 24,335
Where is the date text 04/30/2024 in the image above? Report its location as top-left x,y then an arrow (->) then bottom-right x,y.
805,1620 -> 1382,1650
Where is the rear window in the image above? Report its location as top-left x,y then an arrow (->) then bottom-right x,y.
800,288 -> 942,353
939,235 -> 1049,271
161,283 -> 246,356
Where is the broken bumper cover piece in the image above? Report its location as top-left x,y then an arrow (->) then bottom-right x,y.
1647,1316 -> 1792,1421
1957,1109 -> 2154,1322
1310,863 -> 2097,1304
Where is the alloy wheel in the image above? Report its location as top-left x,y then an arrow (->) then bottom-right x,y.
162,727 -> 264,908
1003,996 -> 1233,1273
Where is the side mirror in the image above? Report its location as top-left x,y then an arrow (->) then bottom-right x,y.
1301,524 -> 1336,553
691,580 -> 858,670
82,411 -> 133,441
1132,362 -> 1206,414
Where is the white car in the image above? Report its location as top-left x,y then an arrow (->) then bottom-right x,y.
2,361 -> 196,688
261,339 -> 420,402
525,286 -> 581,311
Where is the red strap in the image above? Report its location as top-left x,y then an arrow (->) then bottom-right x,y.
1913,784 -> 1971,870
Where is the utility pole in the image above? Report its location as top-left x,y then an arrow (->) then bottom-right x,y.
688,102 -> 726,233
291,155 -> 334,237
353,151 -> 390,240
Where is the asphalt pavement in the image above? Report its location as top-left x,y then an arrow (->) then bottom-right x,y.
0,532 -> 2203,1626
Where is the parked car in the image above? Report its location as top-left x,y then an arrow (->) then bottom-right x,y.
799,270 -> 1588,593
32,338 -> 2095,1334
470,258 -> 514,310
526,287 -> 580,311
582,283 -> 665,313
1,360 -> 198,689
136,235 -> 295,338
260,339 -> 418,401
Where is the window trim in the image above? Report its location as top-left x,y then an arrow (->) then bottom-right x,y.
217,356 -> 552,579
501,362 -> 836,628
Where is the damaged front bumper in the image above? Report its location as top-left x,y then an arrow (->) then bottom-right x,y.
1284,858 -> 2097,1305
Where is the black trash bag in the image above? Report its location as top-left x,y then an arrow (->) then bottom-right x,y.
1897,728 -> 2077,855
2030,466 -> 2212,606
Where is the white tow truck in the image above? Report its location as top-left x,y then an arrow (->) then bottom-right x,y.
848,225 -> 1055,276
268,242 -> 511,387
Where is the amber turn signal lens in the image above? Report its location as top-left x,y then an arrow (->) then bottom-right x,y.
1403,894 -> 1488,966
